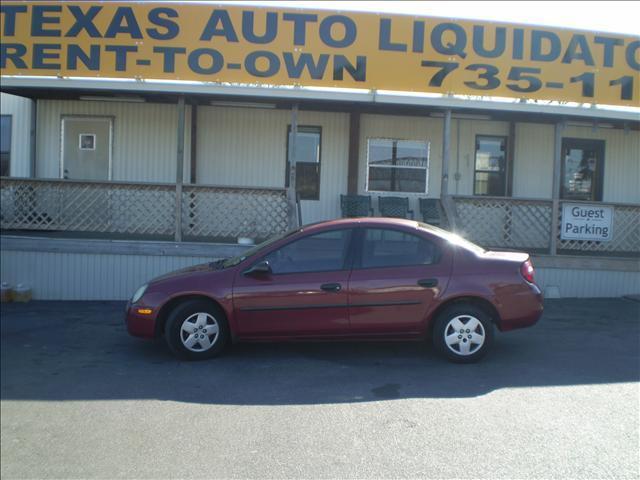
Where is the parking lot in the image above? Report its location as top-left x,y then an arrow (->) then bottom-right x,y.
1,298 -> 639,479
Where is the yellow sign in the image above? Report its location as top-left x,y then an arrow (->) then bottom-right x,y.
1,2 -> 639,106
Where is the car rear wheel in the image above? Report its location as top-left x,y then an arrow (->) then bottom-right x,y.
164,299 -> 229,360
433,304 -> 494,363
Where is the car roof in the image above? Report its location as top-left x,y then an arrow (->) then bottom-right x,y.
298,217 -> 439,235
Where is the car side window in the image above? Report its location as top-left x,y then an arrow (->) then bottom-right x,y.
263,229 -> 352,274
360,228 -> 438,269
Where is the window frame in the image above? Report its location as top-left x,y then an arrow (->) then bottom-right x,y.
256,227 -> 355,276
560,137 -> 605,202
473,134 -> 508,197
365,138 -> 430,195
285,124 -> 322,201
352,227 -> 442,270
0,114 -> 12,177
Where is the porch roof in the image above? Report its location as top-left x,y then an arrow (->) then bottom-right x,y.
2,76 -> 639,128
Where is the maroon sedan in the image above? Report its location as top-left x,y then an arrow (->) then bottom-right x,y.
126,218 -> 542,363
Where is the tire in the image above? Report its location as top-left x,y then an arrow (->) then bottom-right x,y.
433,303 -> 494,363
164,299 -> 229,361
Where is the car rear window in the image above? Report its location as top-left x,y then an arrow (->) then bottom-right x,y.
360,228 -> 438,268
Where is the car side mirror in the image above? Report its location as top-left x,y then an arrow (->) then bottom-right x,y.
244,260 -> 272,276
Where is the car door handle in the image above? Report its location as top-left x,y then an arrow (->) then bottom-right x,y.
320,283 -> 342,292
417,278 -> 438,288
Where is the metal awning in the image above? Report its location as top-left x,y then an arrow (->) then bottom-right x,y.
2,76 -> 639,125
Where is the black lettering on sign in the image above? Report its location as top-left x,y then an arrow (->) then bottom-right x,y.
242,11 -> 277,44
0,43 -> 27,68
153,46 -> 186,73
333,55 -> 366,81
472,25 -> 506,58
200,10 -> 238,42
66,5 -> 102,38
283,52 -> 329,79
245,50 -> 280,77
147,8 -> 179,40
33,43 -> 61,69
562,34 -> 595,65
319,15 -> 356,48
530,30 -> 560,62
0,5 -> 28,36
431,23 -> 467,59
188,48 -> 224,74
67,44 -> 100,70
282,13 -> 317,46
32,5 -> 62,37
378,18 -> 406,52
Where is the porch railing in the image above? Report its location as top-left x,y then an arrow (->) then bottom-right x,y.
0,177 -> 289,241
451,195 -> 640,256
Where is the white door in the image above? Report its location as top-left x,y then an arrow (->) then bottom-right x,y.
61,117 -> 112,180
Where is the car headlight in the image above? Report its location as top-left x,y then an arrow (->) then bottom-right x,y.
131,284 -> 148,303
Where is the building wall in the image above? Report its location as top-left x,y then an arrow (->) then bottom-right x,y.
0,92 -> 32,177
31,100 -> 640,209
35,100 -> 191,183
512,123 -> 555,199
196,106 -> 350,224
2,245 -> 637,300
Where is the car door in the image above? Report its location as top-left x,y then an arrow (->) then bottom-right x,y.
233,228 -> 354,338
348,227 -> 452,336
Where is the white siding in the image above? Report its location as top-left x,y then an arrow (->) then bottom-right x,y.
2,248 -> 637,300
0,92 -> 32,177
35,100 -> 191,182
513,123 -> 555,199
196,106 -> 349,223
1,249 -> 210,300
537,267 -> 640,298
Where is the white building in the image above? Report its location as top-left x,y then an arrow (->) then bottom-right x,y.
1,3 -> 638,299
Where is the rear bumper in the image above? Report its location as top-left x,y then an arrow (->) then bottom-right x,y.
497,285 -> 544,332
125,302 -> 158,338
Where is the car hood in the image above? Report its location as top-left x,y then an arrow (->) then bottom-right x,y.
150,261 -> 218,283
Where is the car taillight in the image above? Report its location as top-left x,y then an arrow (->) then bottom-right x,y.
521,259 -> 535,284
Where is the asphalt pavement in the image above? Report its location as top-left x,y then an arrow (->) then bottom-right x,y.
1,298 -> 639,479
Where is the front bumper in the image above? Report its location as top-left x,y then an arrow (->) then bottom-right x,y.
125,301 -> 158,338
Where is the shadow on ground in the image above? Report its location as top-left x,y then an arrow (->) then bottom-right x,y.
1,298 -> 638,404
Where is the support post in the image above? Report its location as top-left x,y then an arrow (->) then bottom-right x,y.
440,109 -> 457,230
190,103 -> 197,184
174,95 -> 186,242
347,111 -> 360,194
550,121 -> 564,255
30,99 -> 37,177
287,104 -> 299,229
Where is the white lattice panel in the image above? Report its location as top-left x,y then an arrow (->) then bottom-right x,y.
453,197 -> 552,250
182,186 -> 289,240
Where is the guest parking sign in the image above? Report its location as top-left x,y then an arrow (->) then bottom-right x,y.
561,203 -> 614,241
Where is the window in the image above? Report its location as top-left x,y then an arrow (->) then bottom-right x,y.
561,138 -> 605,201
474,136 -> 507,196
286,126 -> 321,200
263,229 -> 351,274
359,228 -> 438,269
367,139 -> 429,193
0,115 -> 11,176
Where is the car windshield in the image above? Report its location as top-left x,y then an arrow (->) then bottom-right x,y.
417,222 -> 486,254
219,228 -> 299,268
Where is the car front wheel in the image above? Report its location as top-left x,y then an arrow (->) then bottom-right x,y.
433,304 -> 494,363
164,299 -> 229,360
